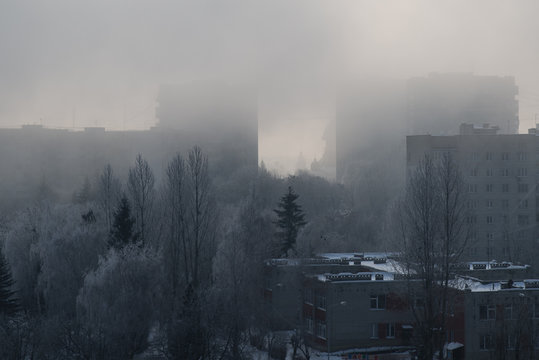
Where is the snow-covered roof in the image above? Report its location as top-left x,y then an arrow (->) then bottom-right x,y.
449,276 -> 539,292
460,260 -> 529,271
314,271 -> 396,283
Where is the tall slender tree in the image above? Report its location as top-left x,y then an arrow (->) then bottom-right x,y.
397,154 -> 470,360
0,247 -> 19,316
274,186 -> 307,257
128,154 -> 155,247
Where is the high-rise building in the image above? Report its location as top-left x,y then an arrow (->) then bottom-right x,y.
407,73 -> 519,136
407,124 -> 537,266
335,73 -> 519,184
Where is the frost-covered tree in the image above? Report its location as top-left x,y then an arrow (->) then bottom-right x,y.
97,164 -> 122,233
76,246 -> 160,359
128,154 -> 155,247
273,186 -> 307,257
0,247 -> 19,316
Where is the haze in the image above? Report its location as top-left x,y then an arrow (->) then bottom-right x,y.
1,0 -> 539,174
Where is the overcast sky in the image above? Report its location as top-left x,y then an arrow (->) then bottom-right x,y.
1,1 -> 539,172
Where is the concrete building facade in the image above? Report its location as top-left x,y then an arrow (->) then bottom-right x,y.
407,125 -> 538,266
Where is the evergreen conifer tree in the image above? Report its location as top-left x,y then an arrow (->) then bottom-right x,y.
0,247 -> 19,316
273,186 -> 307,257
109,196 -> 138,249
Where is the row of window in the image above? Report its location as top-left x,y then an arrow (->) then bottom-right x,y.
468,246 -> 523,258
467,199 -> 529,209
479,303 -> 539,321
470,151 -> 528,161
308,320 -> 398,341
466,214 -> 530,225
470,168 -> 529,177
467,183 -> 530,193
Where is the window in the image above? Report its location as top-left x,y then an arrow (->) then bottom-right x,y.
504,304 -> 513,320
304,288 -> 314,304
518,168 -> 528,177
487,246 -> 493,258
471,152 -> 479,161
486,168 -> 494,177
502,184 -> 509,193
486,152 -> 493,161
501,168 -> 509,176
534,302 -> 539,318
486,233 -> 493,241
316,321 -> 326,339
518,199 -> 529,209
502,152 -> 510,160
486,200 -> 493,208
518,184 -> 529,193
518,215 -> 529,226
480,334 -> 493,350
502,199 -> 509,209
502,215 -> 509,224
468,184 -> 477,193
306,318 -> 314,334
467,215 -> 477,224
386,323 -> 395,338
486,184 -> 493,192
370,295 -> 386,310
517,152 -> 527,161
486,216 -> 494,224
506,334 -> 516,350
316,294 -> 326,310
467,200 -> 478,209
470,168 -> 478,177
479,304 -> 496,320
371,323 -> 379,339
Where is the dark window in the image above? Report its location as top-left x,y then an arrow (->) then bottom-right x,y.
480,334 -> 493,350
370,295 -> 386,310
479,304 -> 496,320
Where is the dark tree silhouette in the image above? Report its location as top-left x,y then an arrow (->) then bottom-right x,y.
274,186 -> 307,257
109,196 -> 138,249
0,247 -> 19,316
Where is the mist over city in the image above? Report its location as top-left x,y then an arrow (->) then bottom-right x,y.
1,1 -> 539,359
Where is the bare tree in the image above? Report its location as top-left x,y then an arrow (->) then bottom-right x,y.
97,164 -> 122,233
185,146 -> 215,288
167,146 -> 217,360
128,154 -> 155,247
398,154 -> 471,360
162,154 -> 187,303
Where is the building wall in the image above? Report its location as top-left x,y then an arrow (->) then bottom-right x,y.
407,133 -> 538,267
465,289 -> 539,359
0,124 -> 258,209
303,277 -> 417,352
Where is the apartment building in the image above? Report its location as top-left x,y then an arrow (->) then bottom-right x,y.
264,253 -> 533,358
455,277 -> 539,359
407,124 -> 538,267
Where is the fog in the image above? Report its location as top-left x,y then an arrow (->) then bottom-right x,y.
1,0 -> 539,173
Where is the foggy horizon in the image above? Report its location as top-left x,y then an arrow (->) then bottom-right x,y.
2,1 -> 539,174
